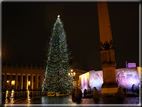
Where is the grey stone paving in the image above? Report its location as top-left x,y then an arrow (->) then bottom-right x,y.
3,95 -> 140,105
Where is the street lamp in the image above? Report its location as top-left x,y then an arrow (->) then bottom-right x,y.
11,80 -> 15,85
28,81 -> 30,86
68,69 -> 75,77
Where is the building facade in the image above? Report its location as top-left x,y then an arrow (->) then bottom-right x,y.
2,63 -> 87,91
2,64 -> 45,90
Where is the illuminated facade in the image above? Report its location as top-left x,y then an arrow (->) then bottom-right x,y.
2,64 -> 45,90
79,67 -> 140,93
2,63 -> 87,90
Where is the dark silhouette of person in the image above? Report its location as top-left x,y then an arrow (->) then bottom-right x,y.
84,89 -> 87,96
132,84 -> 135,93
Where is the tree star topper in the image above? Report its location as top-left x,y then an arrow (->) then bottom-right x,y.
57,15 -> 60,18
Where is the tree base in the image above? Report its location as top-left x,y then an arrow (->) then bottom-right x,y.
56,92 -> 69,96
47,92 -> 69,96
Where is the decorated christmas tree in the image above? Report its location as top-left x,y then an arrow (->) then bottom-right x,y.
42,15 -> 74,94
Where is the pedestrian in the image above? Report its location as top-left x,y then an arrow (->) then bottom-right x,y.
132,84 -> 135,93
84,89 -> 87,96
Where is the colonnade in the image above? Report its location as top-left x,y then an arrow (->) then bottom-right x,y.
2,73 -> 44,90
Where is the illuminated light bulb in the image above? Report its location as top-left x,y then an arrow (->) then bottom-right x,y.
57,15 -> 60,18
28,81 -> 30,85
11,81 -> 15,85
71,69 -> 73,72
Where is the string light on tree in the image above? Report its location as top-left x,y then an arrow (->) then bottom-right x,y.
68,69 -> 75,76
42,15 -> 74,94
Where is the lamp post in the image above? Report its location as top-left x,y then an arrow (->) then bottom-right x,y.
68,69 -> 76,87
68,69 -> 75,77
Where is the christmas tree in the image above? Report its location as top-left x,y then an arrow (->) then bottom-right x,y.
42,15 -> 74,94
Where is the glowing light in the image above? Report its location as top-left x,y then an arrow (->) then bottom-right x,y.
28,81 -> 30,85
7,80 -> 9,83
57,15 -> 60,18
74,72 -> 75,75
68,73 -> 70,75
80,68 -> 140,92
71,69 -> 73,72
127,63 -> 136,68
11,80 -> 15,85
11,89 -> 14,92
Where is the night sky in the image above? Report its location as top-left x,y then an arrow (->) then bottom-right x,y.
2,2 -> 139,71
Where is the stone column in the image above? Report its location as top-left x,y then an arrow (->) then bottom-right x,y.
3,73 -> 7,89
35,74 -> 38,90
30,74 -> 33,90
20,74 -> 23,90
25,74 -> 28,90
40,74 -> 43,90
10,73 -> 12,89
15,74 -> 18,90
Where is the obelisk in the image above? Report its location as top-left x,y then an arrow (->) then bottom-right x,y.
97,2 -> 118,95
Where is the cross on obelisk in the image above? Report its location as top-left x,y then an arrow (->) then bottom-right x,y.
97,2 -> 118,95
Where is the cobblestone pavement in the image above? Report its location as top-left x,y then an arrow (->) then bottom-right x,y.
2,95 -> 140,106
